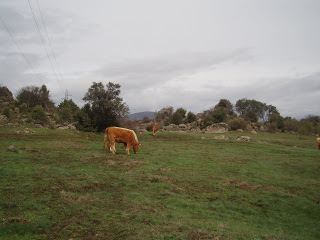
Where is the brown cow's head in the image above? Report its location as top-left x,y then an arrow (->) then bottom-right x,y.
133,142 -> 142,153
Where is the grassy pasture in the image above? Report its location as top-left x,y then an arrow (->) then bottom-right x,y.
0,125 -> 319,239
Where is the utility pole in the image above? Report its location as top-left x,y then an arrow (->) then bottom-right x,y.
63,89 -> 72,101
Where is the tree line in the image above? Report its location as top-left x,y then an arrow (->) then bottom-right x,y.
0,83 -> 319,135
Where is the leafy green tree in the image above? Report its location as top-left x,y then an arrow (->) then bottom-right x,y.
31,105 -> 47,123
171,112 -> 184,125
75,104 -> 96,132
16,85 -> 54,109
155,106 -> 174,121
215,99 -> 234,115
187,111 -> 197,123
175,107 -> 187,118
212,107 -> 227,123
58,99 -> 80,122
235,98 -> 272,122
284,117 -> 299,132
83,82 -> 129,131
269,113 -> 285,130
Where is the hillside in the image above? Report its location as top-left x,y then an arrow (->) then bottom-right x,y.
127,111 -> 155,120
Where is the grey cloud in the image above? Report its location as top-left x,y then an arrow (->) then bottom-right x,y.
96,49 -> 253,90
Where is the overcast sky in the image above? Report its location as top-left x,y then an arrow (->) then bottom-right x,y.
1,0 -> 319,118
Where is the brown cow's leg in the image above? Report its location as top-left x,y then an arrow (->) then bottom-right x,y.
126,144 -> 131,155
107,142 -> 111,153
110,141 -> 116,154
123,143 -> 127,154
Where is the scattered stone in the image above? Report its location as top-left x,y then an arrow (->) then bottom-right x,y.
236,136 -> 251,142
237,129 -> 244,132
8,145 -> 16,152
0,115 -> 8,123
205,123 -> 228,134
58,126 -> 69,130
213,135 -> 229,140
251,130 -> 257,134
68,124 -> 76,130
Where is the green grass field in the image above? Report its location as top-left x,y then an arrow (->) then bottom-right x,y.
1,125 -> 319,239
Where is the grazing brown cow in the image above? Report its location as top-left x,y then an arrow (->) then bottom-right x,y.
316,138 -> 320,150
152,123 -> 158,136
103,127 -> 140,155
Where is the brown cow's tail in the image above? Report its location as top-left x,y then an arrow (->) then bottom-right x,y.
103,128 -> 108,152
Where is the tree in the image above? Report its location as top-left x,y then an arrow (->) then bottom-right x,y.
269,113 -> 285,130
16,85 -> 54,109
212,107 -> 227,123
83,82 -> 129,131
155,106 -> 174,121
75,104 -> 96,132
235,98 -> 270,122
215,99 -> 234,115
187,111 -> 197,123
58,99 -> 80,122
175,107 -> 187,118
171,112 -> 184,125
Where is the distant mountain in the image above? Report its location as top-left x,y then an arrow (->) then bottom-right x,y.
127,111 -> 156,121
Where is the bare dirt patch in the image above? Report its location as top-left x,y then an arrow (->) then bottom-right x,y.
221,178 -> 281,192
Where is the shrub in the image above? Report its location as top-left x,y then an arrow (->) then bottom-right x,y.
269,113 -> 285,130
2,107 -> 11,119
187,111 -> 197,123
298,121 -> 314,135
31,105 -> 47,123
16,85 -> 54,109
265,122 -> 277,133
212,107 -> 227,123
146,124 -> 153,132
284,118 -> 299,132
229,117 -> 247,130
171,112 -> 184,125
75,107 -> 96,132
142,116 -> 151,123
60,107 -> 73,122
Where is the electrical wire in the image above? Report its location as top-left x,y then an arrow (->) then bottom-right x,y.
0,14 -> 44,85
28,0 -> 64,91
35,0 -> 65,90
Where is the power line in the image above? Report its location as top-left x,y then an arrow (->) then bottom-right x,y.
28,0 -> 64,91
0,14 -> 44,84
35,0 -> 65,89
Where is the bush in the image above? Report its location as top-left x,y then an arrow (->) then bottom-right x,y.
269,113 -> 285,130
2,107 -> 11,119
74,107 -> 96,132
284,118 -> 299,132
171,112 -> 184,125
265,122 -> 277,133
146,124 -> 153,132
142,116 -> 151,123
298,121 -> 314,135
31,105 -> 47,123
229,117 -> 247,130
60,107 -> 73,122
16,85 -> 54,109
187,111 -> 197,123
212,107 -> 227,123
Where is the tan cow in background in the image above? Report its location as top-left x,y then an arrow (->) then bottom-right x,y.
316,138 -> 320,150
152,123 -> 158,136
103,127 -> 140,155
